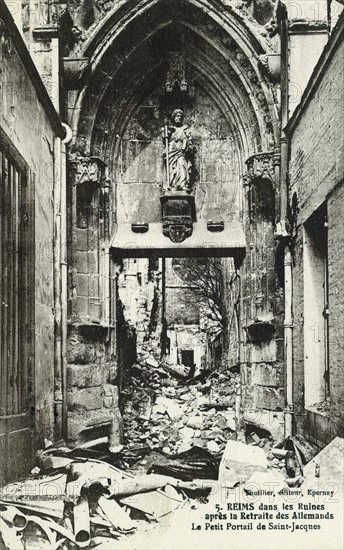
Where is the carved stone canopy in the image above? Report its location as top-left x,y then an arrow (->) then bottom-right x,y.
164,52 -> 195,97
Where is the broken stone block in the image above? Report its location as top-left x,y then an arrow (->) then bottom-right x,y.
156,397 -> 183,420
218,440 -> 268,483
196,395 -> 209,407
152,404 -> 166,416
174,421 -> 184,429
186,415 -> 203,429
145,357 -> 159,368
224,411 -> 237,431
303,437 -> 344,484
207,441 -> 221,454
193,438 -> 206,448
164,387 -> 176,396
214,415 -> 228,430
179,393 -> 193,401
271,448 -> 290,459
178,442 -> 193,453
244,409 -> 284,441
201,429 -> 224,440
180,427 -> 195,439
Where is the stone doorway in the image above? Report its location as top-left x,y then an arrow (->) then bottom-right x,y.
113,248 -> 243,456
65,0 -> 283,448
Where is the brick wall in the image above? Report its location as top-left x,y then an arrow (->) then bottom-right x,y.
289,35 -> 344,226
327,182 -> 344,438
289,20 -> 344,445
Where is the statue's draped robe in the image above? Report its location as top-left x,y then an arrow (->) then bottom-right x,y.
168,124 -> 191,190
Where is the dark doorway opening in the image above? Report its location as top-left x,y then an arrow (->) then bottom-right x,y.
180,349 -> 194,370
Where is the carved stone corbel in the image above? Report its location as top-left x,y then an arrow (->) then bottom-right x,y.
246,151 -> 275,187
69,154 -> 107,186
160,194 -> 196,243
258,54 -> 281,83
63,57 -> 90,90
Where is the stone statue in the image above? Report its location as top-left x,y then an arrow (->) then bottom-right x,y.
162,109 -> 194,193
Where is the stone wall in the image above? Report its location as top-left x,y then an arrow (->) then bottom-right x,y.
0,0 -> 64,476
67,324 -> 118,445
240,154 -> 285,440
288,16 -> 344,446
62,0 -> 281,445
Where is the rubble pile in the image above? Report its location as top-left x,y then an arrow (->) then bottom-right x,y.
0,449 -> 213,550
122,357 -> 240,455
0,434 -> 342,549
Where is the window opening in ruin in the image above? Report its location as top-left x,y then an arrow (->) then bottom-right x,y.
76,182 -> 96,229
303,203 -> 329,413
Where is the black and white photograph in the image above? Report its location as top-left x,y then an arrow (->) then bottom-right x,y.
0,0 -> 343,548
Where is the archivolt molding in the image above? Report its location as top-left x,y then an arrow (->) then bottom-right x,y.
91,44 -> 262,167
76,0 -> 276,60
68,0 -> 280,162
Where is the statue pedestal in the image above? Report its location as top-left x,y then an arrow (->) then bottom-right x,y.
160,194 -> 196,243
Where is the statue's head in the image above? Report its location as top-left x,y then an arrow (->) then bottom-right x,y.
171,109 -> 184,126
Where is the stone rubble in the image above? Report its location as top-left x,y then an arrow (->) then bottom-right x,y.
0,436 -> 341,549
121,354 -> 241,455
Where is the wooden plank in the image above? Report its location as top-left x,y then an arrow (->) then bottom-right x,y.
27,169 -> 35,413
13,168 -> 19,414
0,149 -> 4,417
7,162 -> 14,415
17,171 -> 23,413
3,156 -> 9,416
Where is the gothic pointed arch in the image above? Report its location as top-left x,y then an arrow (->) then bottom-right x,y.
66,0 -> 280,163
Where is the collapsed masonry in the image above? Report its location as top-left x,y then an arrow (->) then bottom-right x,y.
67,247 -> 285,451
1,434 -> 342,549
118,256 -> 239,454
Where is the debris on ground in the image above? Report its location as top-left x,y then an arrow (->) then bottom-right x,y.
121,354 -> 239,456
0,449 -> 201,550
218,440 -> 268,484
1,328 -> 342,550
303,436 -> 344,483
1,434 -> 342,549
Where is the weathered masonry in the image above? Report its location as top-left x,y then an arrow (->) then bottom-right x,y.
287,14 -> 344,447
0,0 -> 343,484
0,1 -> 66,484
64,0 -> 284,448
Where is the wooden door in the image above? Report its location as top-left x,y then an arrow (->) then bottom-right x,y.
0,130 -> 35,485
